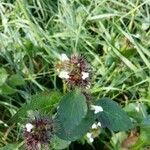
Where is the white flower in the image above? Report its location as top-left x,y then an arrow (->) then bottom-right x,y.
97,122 -> 101,127
91,105 -> 103,114
58,70 -> 69,79
81,72 -> 89,80
25,123 -> 34,132
91,122 -> 101,129
60,54 -> 69,61
86,132 -> 94,143
91,123 -> 97,129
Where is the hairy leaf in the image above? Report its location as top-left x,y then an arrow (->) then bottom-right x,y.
9,91 -> 62,123
56,91 -> 90,141
96,98 -> 132,131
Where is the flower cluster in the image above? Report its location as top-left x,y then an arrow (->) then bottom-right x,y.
86,105 -> 103,142
55,54 -> 91,88
86,122 -> 101,143
24,117 -> 54,150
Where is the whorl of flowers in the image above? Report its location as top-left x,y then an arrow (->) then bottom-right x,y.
55,53 -> 91,88
86,122 -> 101,143
23,116 -> 54,150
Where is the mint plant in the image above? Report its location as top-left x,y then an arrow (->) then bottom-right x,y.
24,115 -> 54,150
9,53 -> 133,150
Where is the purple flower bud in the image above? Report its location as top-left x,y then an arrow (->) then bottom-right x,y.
23,117 -> 54,150
56,54 -> 91,88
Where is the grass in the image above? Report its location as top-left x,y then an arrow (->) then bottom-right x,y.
0,0 -> 150,149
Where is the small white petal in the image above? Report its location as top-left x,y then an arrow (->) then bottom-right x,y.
97,122 -> 101,127
60,54 -> 69,61
91,105 -> 103,114
25,123 -> 34,132
82,72 -> 89,80
89,137 -> 94,143
92,123 -> 97,129
92,122 -> 101,129
58,70 -> 69,79
86,133 -> 94,143
86,132 -> 92,138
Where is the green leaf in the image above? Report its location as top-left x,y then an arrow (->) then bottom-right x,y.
9,91 -> 62,123
8,74 -> 25,86
52,136 -> 71,150
0,144 -> 18,150
0,84 -> 16,95
124,103 -> 147,123
96,98 -> 133,131
56,91 -> 88,141
140,115 -> 150,144
131,116 -> 150,149
0,68 -> 8,86
56,110 -> 95,141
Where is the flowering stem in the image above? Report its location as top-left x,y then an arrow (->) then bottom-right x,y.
63,80 -> 67,93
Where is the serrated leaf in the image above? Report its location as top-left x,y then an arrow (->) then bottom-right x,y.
56,111 -> 95,141
96,98 -> 132,131
9,91 -> 62,123
56,91 -> 88,141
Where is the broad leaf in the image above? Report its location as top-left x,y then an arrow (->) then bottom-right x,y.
56,111 -> 95,141
96,98 -> 132,131
56,91 -> 89,141
9,91 -> 62,123
52,136 -> 71,150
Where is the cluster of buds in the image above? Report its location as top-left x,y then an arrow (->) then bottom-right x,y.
55,54 -> 91,88
23,116 -> 55,150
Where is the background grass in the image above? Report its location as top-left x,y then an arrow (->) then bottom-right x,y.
0,0 -> 150,149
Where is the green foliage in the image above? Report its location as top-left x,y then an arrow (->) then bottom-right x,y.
56,91 -> 90,141
0,144 -> 19,150
0,0 -> 150,149
124,103 -> 148,123
96,98 -> 133,131
8,74 -> 25,86
9,91 -> 62,123
52,136 -> 71,150
140,115 -> 150,144
56,110 -> 95,141
0,68 -> 8,86
0,84 -> 16,95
